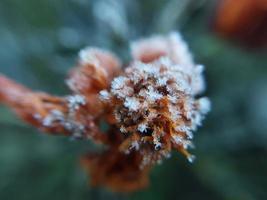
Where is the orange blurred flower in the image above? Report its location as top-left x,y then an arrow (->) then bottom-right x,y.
214,0 -> 267,47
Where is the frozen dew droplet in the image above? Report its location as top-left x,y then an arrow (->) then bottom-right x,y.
187,155 -> 196,163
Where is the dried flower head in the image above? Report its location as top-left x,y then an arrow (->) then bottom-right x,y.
101,45 -> 209,166
0,32 -> 210,192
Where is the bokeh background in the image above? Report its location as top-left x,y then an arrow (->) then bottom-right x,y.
0,0 -> 266,199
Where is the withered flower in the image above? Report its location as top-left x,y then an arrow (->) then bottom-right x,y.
214,0 -> 267,47
0,32 -> 210,192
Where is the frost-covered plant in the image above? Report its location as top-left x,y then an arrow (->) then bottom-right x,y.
0,32 -> 210,192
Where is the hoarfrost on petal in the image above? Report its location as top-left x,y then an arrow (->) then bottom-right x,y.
111,76 -> 128,90
146,86 -> 163,102
124,97 -> 140,111
198,97 -> 211,114
67,95 -> 86,111
138,123 -> 148,132
99,90 -> 110,100
187,155 -> 196,163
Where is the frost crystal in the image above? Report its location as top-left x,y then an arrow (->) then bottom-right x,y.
138,123 -> 148,133
111,76 -> 127,90
198,97 -> 211,114
187,155 -> 196,163
42,95 -> 86,138
124,97 -> 140,111
99,90 -> 110,100
145,86 -> 163,102
43,110 -> 64,127
67,95 -> 86,111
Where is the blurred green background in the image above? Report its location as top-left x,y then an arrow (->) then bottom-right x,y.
0,0 -> 267,199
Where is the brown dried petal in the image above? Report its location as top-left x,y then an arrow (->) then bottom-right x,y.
131,32 -> 194,68
0,75 -> 106,143
131,37 -> 169,63
81,149 -> 150,193
67,48 -> 122,94
0,75 -> 69,134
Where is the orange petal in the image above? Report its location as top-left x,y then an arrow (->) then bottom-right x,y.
214,0 -> 267,47
0,75 -> 107,143
131,32 -> 194,67
131,35 -> 169,63
67,47 -> 122,94
0,75 -> 69,133
81,149 -> 150,193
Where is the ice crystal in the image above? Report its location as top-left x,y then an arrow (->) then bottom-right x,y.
42,95 -> 86,138
111,76 -> 127,90
138,123 -> 148,133
124,97 -> 141,111
99,90 -> 110,100
67,95 -> 86,111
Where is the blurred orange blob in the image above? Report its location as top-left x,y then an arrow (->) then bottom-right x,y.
214,0 -> 267,47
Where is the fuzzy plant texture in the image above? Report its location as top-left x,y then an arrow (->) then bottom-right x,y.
0,32 -> 210,192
